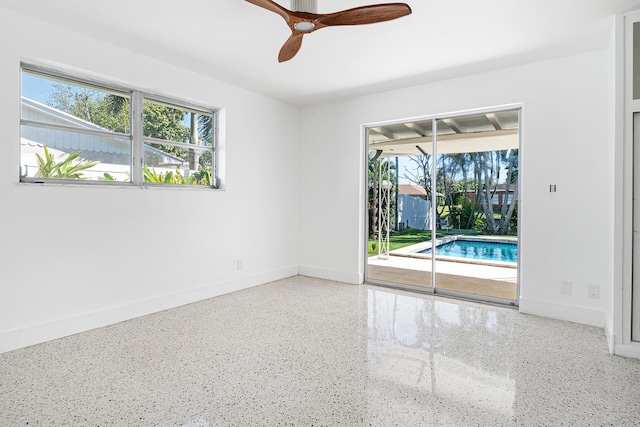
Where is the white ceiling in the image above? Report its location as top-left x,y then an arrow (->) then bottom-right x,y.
2,0 -> 640,105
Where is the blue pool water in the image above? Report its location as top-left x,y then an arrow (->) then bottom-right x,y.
419,239 -> 518,263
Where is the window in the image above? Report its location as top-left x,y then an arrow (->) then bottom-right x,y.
20,64 -> 218,188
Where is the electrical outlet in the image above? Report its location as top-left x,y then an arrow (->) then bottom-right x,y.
588,285 -> 600,299
561,280 -> 573,295
236,260 -> 244,271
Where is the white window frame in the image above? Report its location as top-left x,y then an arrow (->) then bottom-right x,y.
20,63 -> 220,189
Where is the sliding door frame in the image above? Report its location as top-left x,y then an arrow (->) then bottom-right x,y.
363,103 -> 523,307
619,12 -> 640,353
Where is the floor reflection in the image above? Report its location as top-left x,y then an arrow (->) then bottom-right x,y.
2,277 -> 639,426
367,288 -> 516,420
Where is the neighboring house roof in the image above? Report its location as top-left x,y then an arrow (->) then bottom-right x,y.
21,97 -> 185,166
398,184 -> 427,197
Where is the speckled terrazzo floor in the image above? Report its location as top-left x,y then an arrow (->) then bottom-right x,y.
1,276 -> 639,426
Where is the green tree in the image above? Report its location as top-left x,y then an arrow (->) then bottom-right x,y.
402,149 -> 517,234
498,149 -> 518,234
404,154 -> 461,229
143,102 -> 190,143
436,154 -> 464,228
472,149 -> 518,235
48,84 -> 192,153
49,84 -> 130,133
47,83 -> 213,183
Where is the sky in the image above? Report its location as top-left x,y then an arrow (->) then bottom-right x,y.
397,156 -> 417,184
21,74 -> 52,103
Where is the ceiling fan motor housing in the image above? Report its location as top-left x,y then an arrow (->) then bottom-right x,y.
291,0 -> 317,13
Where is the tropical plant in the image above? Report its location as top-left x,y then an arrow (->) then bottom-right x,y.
142,164 -> 212,185
193,166 -> 212,186
449,197 -> 477,229
143,164 -> 189,184
36,146 -> 99,179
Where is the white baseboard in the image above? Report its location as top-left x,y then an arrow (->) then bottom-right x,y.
519,297 -> 606,328
298,265 -> 361,284
613,342 -> 640,359
0,265 -> 299,354
604,316 -> 615,354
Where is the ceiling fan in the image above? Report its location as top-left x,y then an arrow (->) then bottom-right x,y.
245,0 -> 412,62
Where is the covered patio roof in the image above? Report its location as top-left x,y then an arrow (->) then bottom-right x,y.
368,110 -> 519,157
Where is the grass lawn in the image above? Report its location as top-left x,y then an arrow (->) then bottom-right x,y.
367,227 -> 482,257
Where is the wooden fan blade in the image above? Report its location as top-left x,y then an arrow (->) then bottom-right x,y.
245,0 -> 291,23
318,3 -> 411,26
278,33 -> 304,62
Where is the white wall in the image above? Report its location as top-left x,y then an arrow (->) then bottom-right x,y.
0,6 -> 622,354
299,49 -> 613,327
0,8 -> 300,353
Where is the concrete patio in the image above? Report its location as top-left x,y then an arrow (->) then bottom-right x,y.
367,248 -> 518,300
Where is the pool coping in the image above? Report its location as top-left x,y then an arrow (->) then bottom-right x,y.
387,234 -> 518,269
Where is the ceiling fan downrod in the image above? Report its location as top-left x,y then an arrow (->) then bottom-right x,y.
290,0 -> 317,13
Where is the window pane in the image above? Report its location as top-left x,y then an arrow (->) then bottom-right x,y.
20,125 -> 132,181
143,99 -> 213,146
144,143 -> 213,186
19,66 -> 218,188
21,72 -> 131,134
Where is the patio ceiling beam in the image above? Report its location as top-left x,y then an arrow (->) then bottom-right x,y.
372,126 -> 395,140
442,118 -> 463,134
404,122 -> 427,137
486,113 -> 504,130
371,128 -> 517,147
372,129 -> 519,157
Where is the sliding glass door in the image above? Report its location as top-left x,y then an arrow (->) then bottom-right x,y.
366,124 -> 434,290
366,108 -> 520,305
432,115 -> 519,302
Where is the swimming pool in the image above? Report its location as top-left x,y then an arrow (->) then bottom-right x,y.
419,239 -> 518,263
